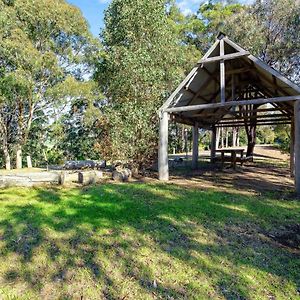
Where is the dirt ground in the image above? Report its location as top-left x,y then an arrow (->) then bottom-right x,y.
166,145 -> 294,197
0,145 -> 294,196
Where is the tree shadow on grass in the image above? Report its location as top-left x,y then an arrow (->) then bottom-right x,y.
0,183 -> 299,299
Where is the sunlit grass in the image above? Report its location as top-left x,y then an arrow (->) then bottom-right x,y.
0,183 -> 299,299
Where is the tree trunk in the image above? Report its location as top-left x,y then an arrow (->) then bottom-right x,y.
244,105 -> 258,158
221,127 -> 224,148
3,145 -> 10,170
216,128 -> 220,149
225,129 -> 229,148
2,131 -> 10,170
232,127 -> 237,147
236,128 -> 240,147
181,126 -> 185,153
0,116 -> 11,170
246,132 -> 256,157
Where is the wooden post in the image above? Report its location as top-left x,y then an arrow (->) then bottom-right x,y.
16,147 -> 22,169
294,101 -> 300,195
211,125 -> 217,163
27,156 -> 32,168
192,122 -> 199,169
4,151 -> 10,171
158,111 -> 169,181
291,119 -> 295,178
220,39 -> 225,104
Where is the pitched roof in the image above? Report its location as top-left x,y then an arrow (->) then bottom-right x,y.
161,33 -> 300,128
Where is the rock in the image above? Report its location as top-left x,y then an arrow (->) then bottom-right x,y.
112,168 -> 132,182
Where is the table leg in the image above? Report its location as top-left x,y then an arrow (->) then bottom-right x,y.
240,150 -> 244,166
221,152 -> 224,169
232,151 -> 237,170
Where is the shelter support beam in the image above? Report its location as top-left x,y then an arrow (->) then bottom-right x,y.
211,125 -> 217,163
295,101 -> 300,195
159,111 -> 169,181
220,39 -> 225,104
291,119 -> 295,177
166,95 -> 300,113
192,122 -> 199,169
199,51 -> 249,64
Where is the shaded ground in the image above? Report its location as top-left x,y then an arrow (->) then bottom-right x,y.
168,145 -> 293,196
0,145 -> 299,299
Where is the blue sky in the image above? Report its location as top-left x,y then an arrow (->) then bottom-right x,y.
67,0 -> 253,37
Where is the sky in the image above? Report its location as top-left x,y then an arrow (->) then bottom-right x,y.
67,0 -> 254,37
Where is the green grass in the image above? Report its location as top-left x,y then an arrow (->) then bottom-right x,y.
0,183 -> 299,299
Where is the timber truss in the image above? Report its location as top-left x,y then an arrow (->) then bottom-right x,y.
158,33 -> 300,195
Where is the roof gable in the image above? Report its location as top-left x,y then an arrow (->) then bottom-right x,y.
161,33 -> 300,128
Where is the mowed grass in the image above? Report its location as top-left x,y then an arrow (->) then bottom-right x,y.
0,183 -> 299,299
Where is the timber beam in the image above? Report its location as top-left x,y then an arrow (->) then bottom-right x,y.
165,95 -> 300,113
215,121 -> 291,128
198,51 -> 250,64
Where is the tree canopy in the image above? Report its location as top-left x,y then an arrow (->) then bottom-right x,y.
0,0 -> 100,168
0,0 -> 299,169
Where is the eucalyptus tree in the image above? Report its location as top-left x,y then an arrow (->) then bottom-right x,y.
96,0 -> 185,168
223,0 -> 300,81
0,0 -> 99,168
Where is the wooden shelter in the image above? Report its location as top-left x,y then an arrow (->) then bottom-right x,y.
158,33 -> 300,194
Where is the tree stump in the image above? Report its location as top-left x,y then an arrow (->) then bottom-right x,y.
78,171 -> 103,185
112,168 -> 132,182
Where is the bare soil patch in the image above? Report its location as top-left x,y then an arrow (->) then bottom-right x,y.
167,145 -> 294,196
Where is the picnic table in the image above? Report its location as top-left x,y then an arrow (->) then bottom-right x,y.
215,148 -> 245,169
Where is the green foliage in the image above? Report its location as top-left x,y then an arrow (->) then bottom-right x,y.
96,0 -> 185,167
256,126 -> 276,145
274,124 -> 291,151
0,0 -> 99,167
222,0 -> 300,82
0,0 -> 298,167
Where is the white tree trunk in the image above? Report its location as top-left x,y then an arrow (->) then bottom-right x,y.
192,122 -> 199,169
232,127 -> 237,147
225,129 -> 229,148
221,128 -> 224,148
216,128 -> 220,150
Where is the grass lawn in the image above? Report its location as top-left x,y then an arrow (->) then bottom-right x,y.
0,183 -> 299,299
